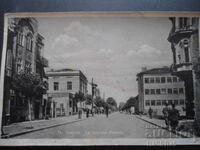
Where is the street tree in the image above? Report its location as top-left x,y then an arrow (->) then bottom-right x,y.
94,96 -> 105,108
12,71 -> 47,126
106,97 -> 117,111
85,94 -> 92,105
74,91 -> 86,108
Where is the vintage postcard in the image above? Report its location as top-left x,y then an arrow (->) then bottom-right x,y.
0,12 -> 200,145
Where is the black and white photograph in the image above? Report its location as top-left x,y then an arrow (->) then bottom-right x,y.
0,13 -> 200,145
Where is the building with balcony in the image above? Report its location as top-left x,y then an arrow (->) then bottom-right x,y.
167,17 -> 200,119
137,66 -> 186,117
2,18 -> 49,125
46,68 -> 88,117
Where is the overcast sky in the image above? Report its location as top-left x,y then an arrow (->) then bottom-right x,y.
37,15 -> 173,104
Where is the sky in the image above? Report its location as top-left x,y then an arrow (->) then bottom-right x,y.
37,15 -> 173,104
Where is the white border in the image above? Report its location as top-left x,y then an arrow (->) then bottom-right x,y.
0,12 -> 200,146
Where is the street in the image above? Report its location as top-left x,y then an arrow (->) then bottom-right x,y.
11,112 -> 180,139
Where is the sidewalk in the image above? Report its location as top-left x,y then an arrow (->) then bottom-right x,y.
136,115 -> 195,138
1,114 -> 89,138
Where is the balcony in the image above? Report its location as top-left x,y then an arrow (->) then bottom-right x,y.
36,55 -> 49,67
168,25 -> 198,43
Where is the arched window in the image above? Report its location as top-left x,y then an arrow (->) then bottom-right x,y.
26,32 -> 33,51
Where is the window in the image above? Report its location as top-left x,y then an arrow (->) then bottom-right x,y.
168,100 -> 173,105
178,78 -> 182,82
161,88 -> 166,94
67,81 -> 72,90
151,100 -> 155,106
150,89 -> 155,95
145,78 -> 149,84
167,88 -> 173,94
162,100 -> 167,106
173,77 -> 177,82
167,77 -> 172,83
179,88 -> 184,94
173,88 -> 178,94
180,99 -> 185,105
26,36 -> 32,51
145,89 -> 149,95
150,77 -> 154,83
17,32 -> 24,46
145,100 -> 150,106
161,77 -> 166,83
155,77 -> 160,83
179,17 -> 188,28
54,82 -> 59,91
156,89 -> 161,94
156,100 -> 162,106
6,50 -> 12,76
174,100 -> 179,105
184,47 -> 190,63
25,61 -> 32,73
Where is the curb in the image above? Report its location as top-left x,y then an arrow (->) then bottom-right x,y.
1,118 -> 88,139
136,116 -> 190,138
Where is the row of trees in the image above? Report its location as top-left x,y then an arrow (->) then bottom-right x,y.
119,96 -> 139,113
75,92 -> 118,112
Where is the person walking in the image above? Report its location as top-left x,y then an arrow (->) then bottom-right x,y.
162,103 -> 170,129
168,104 -> 180,132
105,106 -> 109,118
148,107 -> 153,119
78,109 -> 82,119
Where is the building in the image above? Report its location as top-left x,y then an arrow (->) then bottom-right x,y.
137,66 -> 186,117
3,18 -> 48,125
167,17 -> 200,133
46,68 -> 88,117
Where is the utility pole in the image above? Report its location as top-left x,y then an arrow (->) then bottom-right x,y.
91,78 -> 94,116
91,78 -> 97,117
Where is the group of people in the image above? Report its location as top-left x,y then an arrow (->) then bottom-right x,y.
148,103 -> 180,132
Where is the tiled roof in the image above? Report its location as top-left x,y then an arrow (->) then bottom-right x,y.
137,66 -> 171,76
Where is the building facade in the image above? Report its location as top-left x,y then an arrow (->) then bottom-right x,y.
46,68 -> 88,117
137,67 -> 186,117
168,17 -> 200,133
3,18 -> 48,125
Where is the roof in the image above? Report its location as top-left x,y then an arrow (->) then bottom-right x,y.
137,66 -> 171,77
47,68 -> 79,72
46,68 -> 88,81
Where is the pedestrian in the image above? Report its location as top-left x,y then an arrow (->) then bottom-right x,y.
78,109 -> 82,119
162,103 -> 170,129
105,106 -> 109,118
86,109 -> 89,118
148,107 -> 153,119
168,104 -> 180,132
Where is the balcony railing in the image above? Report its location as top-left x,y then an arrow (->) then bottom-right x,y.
168,25 -> 198,43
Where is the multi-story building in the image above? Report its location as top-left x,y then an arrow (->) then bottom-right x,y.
137,66 -> 186,117
168,17 -> 200,133
46,68 -> 88,117
3,18 -> 48,124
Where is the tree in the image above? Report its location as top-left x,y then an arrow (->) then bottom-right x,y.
85,94 -> 92,105
94,96 -> 105,108
106,97 -> 117,111
12,71 -> 47,126
74,91 -> 86,108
